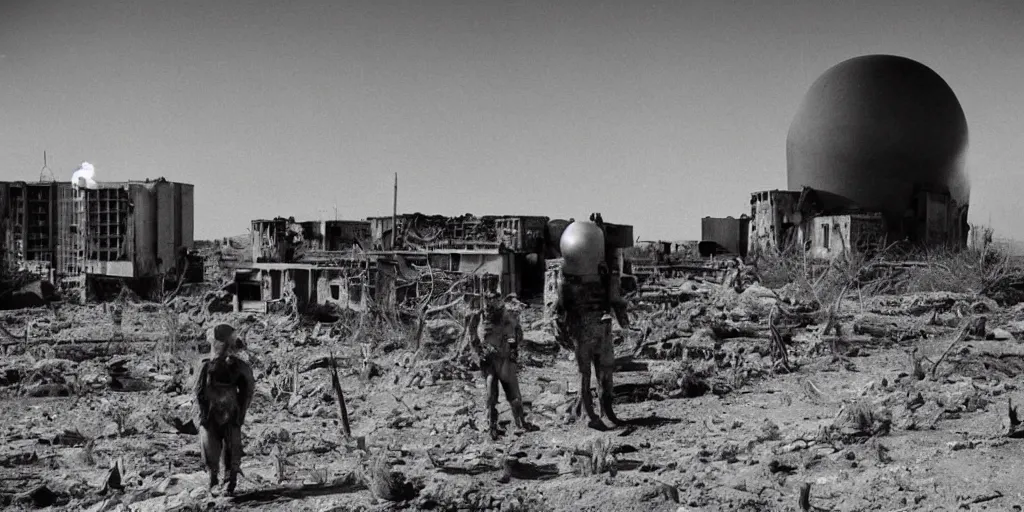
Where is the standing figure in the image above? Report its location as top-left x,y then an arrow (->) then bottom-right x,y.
466,291 -> 535,440
194,323 -> 255,494
551,214 -> 630,429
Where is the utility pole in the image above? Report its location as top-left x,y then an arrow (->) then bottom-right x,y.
391,173 -> 398,248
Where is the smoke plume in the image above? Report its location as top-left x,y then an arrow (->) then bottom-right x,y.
71,162 -> 98,190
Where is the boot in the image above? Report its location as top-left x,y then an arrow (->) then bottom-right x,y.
596,367 -> 621,427
563,396 -> 583,424
226,471 -> 238,495
598,392 -> 621,427
488,402 -> 501,440
510,400 -> 537,433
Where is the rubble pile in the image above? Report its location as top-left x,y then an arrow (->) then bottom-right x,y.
5,250 -> 1024,511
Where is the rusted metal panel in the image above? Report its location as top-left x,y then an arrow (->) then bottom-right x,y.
130,184 -> 157,277
701,216 -> 750,257
153,181 -> 177,274
180,184 -> 195,253
603,223 -> 633,248
0,183 -> 9,272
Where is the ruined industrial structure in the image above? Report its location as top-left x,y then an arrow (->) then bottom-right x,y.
232,213 -> 633,313
700,55 -> 972,261
700,216 -> 750,258
0,178 -> 196,301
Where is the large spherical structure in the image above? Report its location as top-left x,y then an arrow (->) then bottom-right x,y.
787,54 -> 969,239
559,220 -> 606,276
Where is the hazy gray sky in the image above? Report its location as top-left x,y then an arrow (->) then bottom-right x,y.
1,0 -> 1022,241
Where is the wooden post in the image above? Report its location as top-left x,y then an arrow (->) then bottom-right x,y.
328,351 -> 352,438
391,173 -> 397,249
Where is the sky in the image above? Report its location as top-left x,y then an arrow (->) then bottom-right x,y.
1,0 -> 1022,241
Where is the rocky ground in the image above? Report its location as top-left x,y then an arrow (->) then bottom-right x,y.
3,271 -> 1024,511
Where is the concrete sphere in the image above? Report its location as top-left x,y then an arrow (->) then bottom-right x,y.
787,54 -> 969,235
559,220 -> 605,276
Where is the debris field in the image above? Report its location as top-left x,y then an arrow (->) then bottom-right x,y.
3,250 -> 1024,512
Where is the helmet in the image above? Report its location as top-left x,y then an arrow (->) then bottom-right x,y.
559,220 -> 605,276
209,323 -> 236,343
208,323 -> 244,356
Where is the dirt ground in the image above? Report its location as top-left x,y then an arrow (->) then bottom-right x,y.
3,275 -> 1024,511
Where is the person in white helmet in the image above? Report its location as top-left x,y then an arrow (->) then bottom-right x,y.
551,213 -> 630,429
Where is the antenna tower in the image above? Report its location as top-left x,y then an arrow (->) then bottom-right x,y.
38,151 -> 55,182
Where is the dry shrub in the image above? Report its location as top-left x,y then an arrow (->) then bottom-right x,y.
575,436 -> 614,476
830,401 -> 892,441
363,307 -> 416,354
753,226 -> 1024,306
365,451 -> 418,502
753,243 -> 876,309
877,245 -> 1016,296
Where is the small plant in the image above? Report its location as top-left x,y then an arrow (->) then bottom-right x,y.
909,347 -> 926,381
106,404 -> 132,437
79,438 -> 96,466
365,451 -> 418,502
575,437 -> 613,476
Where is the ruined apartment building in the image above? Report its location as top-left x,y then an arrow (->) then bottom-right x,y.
0,179 -> 195,300
235,213 -> 633,313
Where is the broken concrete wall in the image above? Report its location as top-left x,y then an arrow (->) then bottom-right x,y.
324,220 -> 371,251
252,218 -> 303,263
369,213 -> 561,252
232,269 -> 265,312
543,258 -> 563,326
368,214 -> 451,251
809,215 -> 852,259
287,268 -> 312,308
748,190 -> 803,256
252,219 -> 370,263
494,216 -> 549,252
457,253 -> 512,295
299,221 -> 326,251
374,261 -> 398,309
315,269 -> 369,311
808,214 -> 886,259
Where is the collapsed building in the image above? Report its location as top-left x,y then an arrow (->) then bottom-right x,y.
0,177 -> 196,301
744,55 -> 971,259
232,213 -> 633,313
